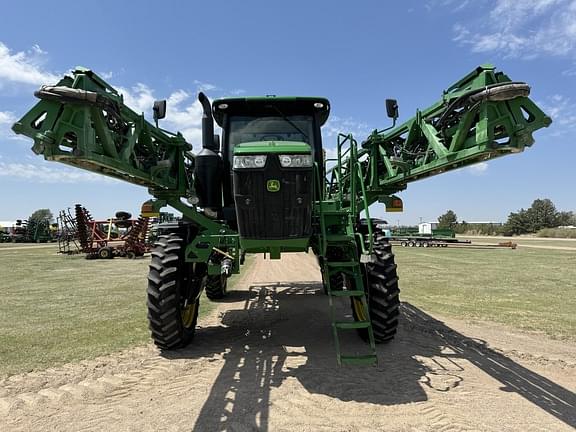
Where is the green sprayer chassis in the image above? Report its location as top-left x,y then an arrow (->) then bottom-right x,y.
13,64 -> 550,365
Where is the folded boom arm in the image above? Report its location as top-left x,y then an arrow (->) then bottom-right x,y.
327,65 -> 552,210
12,67 -> 193,197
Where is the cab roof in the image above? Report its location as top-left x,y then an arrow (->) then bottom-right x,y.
212,96 -> 331,127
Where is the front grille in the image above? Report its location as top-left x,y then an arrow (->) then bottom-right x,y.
233,155 -> 312,239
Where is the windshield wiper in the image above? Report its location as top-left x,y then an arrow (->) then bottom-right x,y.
271,106 -> 309,140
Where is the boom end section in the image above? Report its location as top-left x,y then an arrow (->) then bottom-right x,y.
364,65 -> 552,189
11,68 -> 192,193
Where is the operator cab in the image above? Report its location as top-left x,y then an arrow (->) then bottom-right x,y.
195,96 -> 330,256
213,96 -> 329,203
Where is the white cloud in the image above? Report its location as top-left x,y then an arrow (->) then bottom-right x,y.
323,115 -> 373,140
466,162 -> 489,175
0,161 -> 117,184
537,94 -> 576,135
99,71 -> 114,80
0,111 -> 16,125
193,80 -> 218,92
0,111 -> 26,141
0,41 -> 60,87
450,0 -> 576,58
117,83 -> 156,115
562,64 -> 576,76
117,83 -> 205,146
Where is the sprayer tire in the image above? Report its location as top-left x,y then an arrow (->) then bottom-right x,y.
352,229 -> 400,343
147,233 -> 200,350
205,274 -> 228,300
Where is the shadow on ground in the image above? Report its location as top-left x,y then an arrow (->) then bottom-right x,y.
162,283 -> 576,431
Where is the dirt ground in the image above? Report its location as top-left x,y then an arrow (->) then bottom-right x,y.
1,253 -> 575,432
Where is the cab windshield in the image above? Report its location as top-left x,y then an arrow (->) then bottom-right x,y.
228,115 -> 314,159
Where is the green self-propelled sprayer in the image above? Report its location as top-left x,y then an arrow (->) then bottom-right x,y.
13,65 -> 551,365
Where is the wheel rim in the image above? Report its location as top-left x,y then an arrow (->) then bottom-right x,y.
352,297 -> 368,321
181,301 -> 197,328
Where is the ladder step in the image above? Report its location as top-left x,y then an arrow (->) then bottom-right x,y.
321,210 -> 348,215
339,354 -> 378,366
326,261 -> 358,267
326,235 -> 355,242
334,320 -> 371,330
330,289 -> 365,297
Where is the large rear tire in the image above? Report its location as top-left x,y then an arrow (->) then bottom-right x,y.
147,233 -> 203,350
352,228 -> 400,343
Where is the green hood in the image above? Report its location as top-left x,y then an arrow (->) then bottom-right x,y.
232,141 -> 311,155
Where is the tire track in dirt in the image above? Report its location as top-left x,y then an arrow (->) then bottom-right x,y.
1,252 -> 575,431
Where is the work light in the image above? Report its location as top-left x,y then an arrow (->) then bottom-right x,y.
233,155 -> 267,169
278,154 -> 313,168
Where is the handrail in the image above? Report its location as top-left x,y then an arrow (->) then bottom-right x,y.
313,162 -> 328,256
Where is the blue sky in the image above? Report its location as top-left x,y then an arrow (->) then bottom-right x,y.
0,0 -> 574,224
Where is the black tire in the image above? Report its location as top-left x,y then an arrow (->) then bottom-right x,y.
147,233 -> 203,349
205,274 -> 228,300
98,246 -> 114,259
352,229 -> 400,343
319,254 -> 346,295
115,220 -> 132,229
115,211 -> 132,220
126,250 -> 136,259
323,271 -> 346,294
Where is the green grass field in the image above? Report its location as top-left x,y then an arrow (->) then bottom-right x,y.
0,246 -> 216,376
458,235 -> 576,249
1,244 -> 574,377
395,246 -> 576,340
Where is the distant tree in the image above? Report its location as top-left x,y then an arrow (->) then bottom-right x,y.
500,210 -> 530,236
500,199 -> 574,235
28,209 -> 54,224
525,199 -> 558,232
557,211 -> 576,227
437,210 -> 458,229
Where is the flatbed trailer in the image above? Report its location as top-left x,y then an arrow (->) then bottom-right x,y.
389,236 -> 471,248
389,236 -> 517,249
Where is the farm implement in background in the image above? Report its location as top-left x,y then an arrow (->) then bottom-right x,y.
13,64 -> 551,365
2,218 -> 55,243
57,204 -> 151,259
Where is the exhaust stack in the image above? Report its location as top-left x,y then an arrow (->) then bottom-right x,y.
194,92 -> 222,215
199,92 -> 216,151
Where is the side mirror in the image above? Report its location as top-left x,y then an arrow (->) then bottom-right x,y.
386,99 -> 399,119
153,100 -> 167,121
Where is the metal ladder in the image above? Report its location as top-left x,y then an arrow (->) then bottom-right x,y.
323,236 -> 378,366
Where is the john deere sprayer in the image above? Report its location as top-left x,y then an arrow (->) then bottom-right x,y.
12,65 -> 551,365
